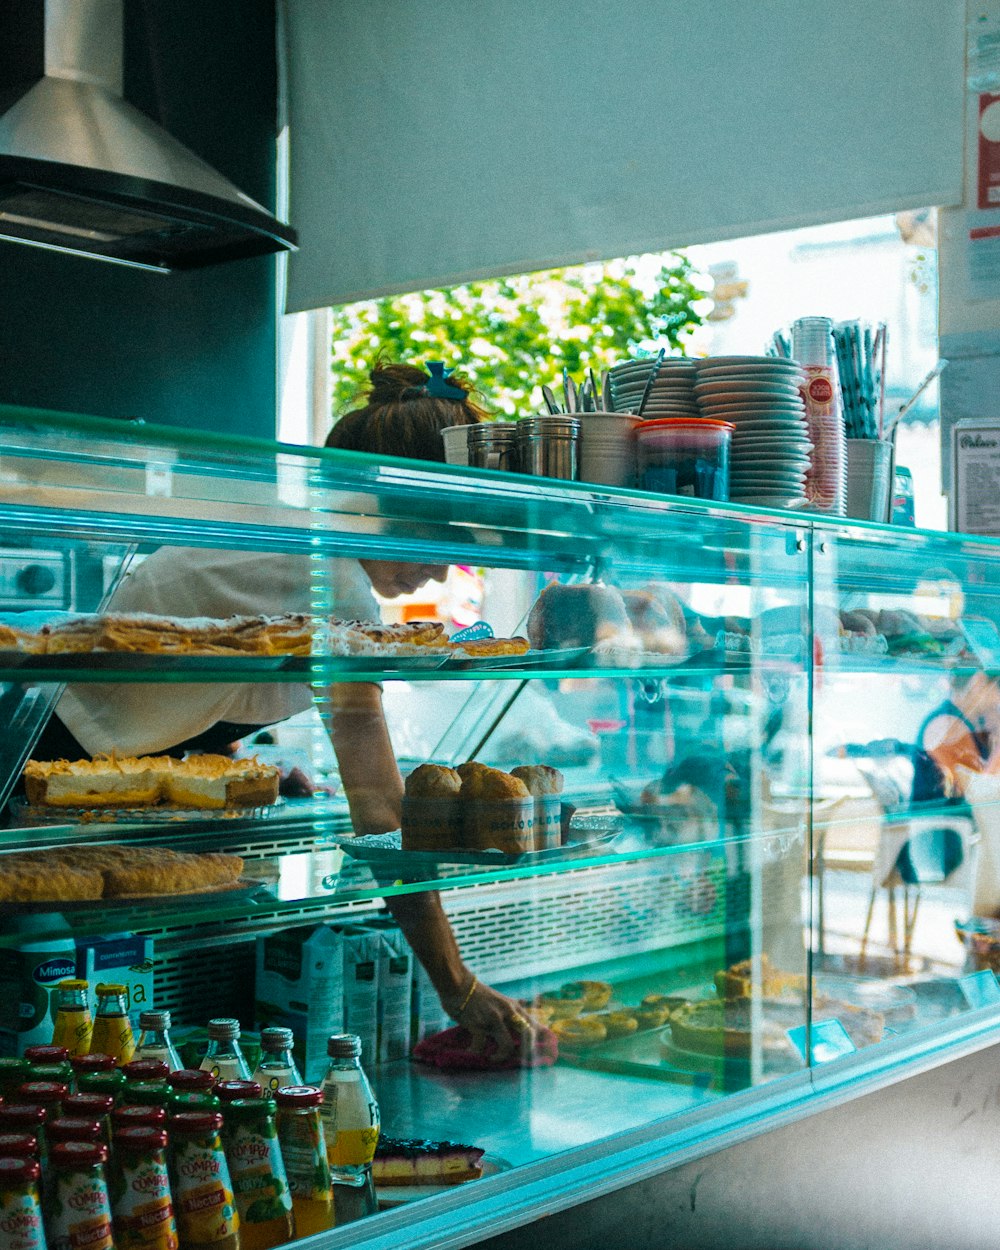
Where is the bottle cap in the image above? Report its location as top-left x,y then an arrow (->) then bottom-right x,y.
49,1141 -> 108,1169
138,1010 -> 171,1031
275,1085 -> 323,1108
0,1060 -> 29,1077
327,1034 -> 362,1059
215,1081 -> 262,1103
94,984 -> 127,997
260,1027 -> 294,1050
0,1134 -> 37,1158
168,1111 -> 223,1136
71,1054 -> 117,1075
166,1092 -> 221,1113
207,1018 -> 241,1041
23,1046 -> 69,1065
76,1071 -> 125,1094
121,1060 -> 169,1083
26,1065 -> 71,1083
0,1157 -> 41,1185
47,1117 -> 102,1144
114,1126 -> 168,1154
121,1082 -> 169,1107
167,1069 -> 215,1093
0,1107 -> 46,1131
64,1094 -> 115,1118
112,1105 -> 166,1130
16,1082 -> 67,1107
56,980 -> 89,993
223,1097 -> 276,1123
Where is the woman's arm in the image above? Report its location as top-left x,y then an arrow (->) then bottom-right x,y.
318,682 -> 534,1057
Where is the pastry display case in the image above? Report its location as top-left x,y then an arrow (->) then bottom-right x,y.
1,404 -> 1000,1250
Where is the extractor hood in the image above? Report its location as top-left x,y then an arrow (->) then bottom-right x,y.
0,0 -> 297,272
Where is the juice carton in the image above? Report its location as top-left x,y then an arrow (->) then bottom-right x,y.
255,925 -> 343,1083
359,920 -> 413,1064
332,926 -> 380,1071
75,933 -> 154,1029
411,960 -> 448,1048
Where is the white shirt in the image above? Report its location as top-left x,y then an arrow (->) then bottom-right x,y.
57,547 -> 379,756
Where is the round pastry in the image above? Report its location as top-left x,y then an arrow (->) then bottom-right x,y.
596,1011 -> 638,1039
537,985 -> 586,1018
552,1016 -> 607,1047
405,763 -> 462,798
641,993 -> 688,1013
526,582 -> 634,651
634,1004 -> 672,1030
510,765 -> 564,797
563,980 -> 613,1011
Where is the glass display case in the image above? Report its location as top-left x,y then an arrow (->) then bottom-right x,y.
1,404 -> 999,1250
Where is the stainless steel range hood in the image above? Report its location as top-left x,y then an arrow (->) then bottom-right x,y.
0,0 -> 297,272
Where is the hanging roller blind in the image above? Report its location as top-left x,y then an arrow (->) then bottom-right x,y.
283,0 -> 964,313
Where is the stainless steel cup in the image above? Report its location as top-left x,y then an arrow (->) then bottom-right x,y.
515,416 -> 581,480
467,422 -> 519,471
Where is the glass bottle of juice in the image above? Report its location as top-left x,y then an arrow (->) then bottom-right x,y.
274,1086 -> 333,1237
167,1069 -> 216,1098
16,1081 -> 67,1121
0,1107 -> 48,1170
319,1034 -> 379,1222
251,1029 -> 301,1095
50,980 -> 94,1059
166,1112 -> 240,1250
112,1104 -> 167,1134
200,1020 -> 251,1081
45,1141 -> 115,1250
64,1093 -> 115,1148
221,1098 -> 294,1249
90,985 -> 135,1065
136,1011 -> 182,1072
0,1156 -> 46,1250
24,1044 -> 75,1086
109,1126 -> 179,1250
47,1115 -> 103,1145
0,1133 -> 39,1160
122,1059 -> 170,1085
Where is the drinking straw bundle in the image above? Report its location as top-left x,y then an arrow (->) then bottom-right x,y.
833,320 -> 886,439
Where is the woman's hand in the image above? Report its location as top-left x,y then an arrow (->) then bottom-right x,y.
443,978 -> 538,1064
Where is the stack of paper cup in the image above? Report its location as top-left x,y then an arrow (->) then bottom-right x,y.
440,423 -> 480,466
791,317 -> 846,515
578,412 -> 640,487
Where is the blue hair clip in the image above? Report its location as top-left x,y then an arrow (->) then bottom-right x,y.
425,361 -> 466,401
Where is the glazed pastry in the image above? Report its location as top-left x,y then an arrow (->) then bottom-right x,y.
551,1015 -> 607,1047
526,582 -> 635,651
563,980 -> 613,1011
510,765 -> 564,796
451,636 -> 530,657
596,1011 -> 638,1039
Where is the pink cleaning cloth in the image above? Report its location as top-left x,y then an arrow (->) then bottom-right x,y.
412,1024 -> 558,1071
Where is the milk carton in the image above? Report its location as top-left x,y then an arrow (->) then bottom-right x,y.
360,919 -> 413,1064
333,925 -> 380,1071
0,919 -> 77,1057
411,960 -> 448,1047
75,933 -> 154,1030
255,924 -> 343,1083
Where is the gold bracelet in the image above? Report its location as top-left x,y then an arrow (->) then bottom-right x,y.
456,975 -> 479,1017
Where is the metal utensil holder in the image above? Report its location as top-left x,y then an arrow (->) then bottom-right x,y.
468,422 -> 519,471
515,415 -> 581,480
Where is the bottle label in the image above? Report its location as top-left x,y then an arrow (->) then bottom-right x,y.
277,1112 -> 331,1202
90,1015 -> 135,1065
47,1169 -> 114,1250
226,1122 -> 292,1224
111,1156 -> 178,1250
170,1138 -> 239,1245
0,1185 -> 46,1250
199,1057 -> 248,1083
320,1078 -> 380,1167
250,1066 -> 295,1095
52,1008 -> 94,1059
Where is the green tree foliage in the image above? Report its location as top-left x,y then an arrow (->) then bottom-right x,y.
329,254 -> 708,416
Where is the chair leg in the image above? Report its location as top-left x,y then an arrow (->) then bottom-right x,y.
860,883 -> 878,960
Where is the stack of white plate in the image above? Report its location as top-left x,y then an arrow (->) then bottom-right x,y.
693,357 -> 811,509
609,358 -> 698,417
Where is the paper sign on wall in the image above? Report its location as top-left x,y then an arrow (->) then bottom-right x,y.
978,93 -> 1000,208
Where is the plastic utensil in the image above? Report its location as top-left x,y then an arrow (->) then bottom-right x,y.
637,348 -> 665,416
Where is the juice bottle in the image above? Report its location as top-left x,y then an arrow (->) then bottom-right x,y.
64,1094 -> 115,1147
0,1156 -> 45,1250
136,1012 -> 182,1072
0,1134 -> 38,1160
122,1059 -> 170,1086
50,980 -> 93,1059
112,1105 -> 167,1133
167,1070 -> 216,1097
221,1098 -> 294,1249
90,985 -> 135,1065
274,1086 -> 333,1237
109,1126 -> 179,1250
45,1141 -> 114,1250
319,1035 -> 379,1224
0,1107 -> 48,1170
215,1082 -> 262,1105
251,1029 -> 301,1096
16,1082 -> 67,1121
71,1054 -> 117,1080
47,1116 -> 103,1145
200,1020 -> 251,1082
166,1112 -> 240,1249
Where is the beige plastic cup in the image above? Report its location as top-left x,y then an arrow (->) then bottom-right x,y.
440,424 -> 480,466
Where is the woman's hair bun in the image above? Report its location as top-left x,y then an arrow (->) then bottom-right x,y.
367,361 -> 471,407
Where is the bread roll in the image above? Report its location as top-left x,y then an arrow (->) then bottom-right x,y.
405,764 -> 462,798
510,765 -> 564,796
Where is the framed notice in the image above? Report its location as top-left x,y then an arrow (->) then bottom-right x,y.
952,419 -> 1000,535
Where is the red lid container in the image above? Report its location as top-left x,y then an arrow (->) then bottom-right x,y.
121,1059 -> 170,1083
71,1054 -> 117,1075
16,1083 -> 67,1108
47,1118 -> 103,1144
0,1107 -> 47,1132
168,1111 -> 223,1136
23,1046 -> 69,1065
166,1069 -> 215,1093
215,1080 -> 262,1103
274,1085 -> 323,1108
0,1134 -> 37,1158
115,1126 -> 168,1154
112,1105 -> 166,1131
0,1157 -> 41,1185
64,1094 -> 114,1118
49,1141 -> 108,1169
